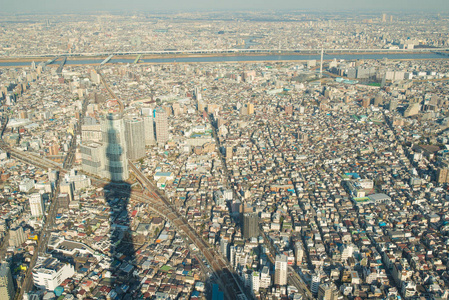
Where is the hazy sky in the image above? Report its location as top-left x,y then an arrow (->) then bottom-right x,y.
1,0 -> 448,14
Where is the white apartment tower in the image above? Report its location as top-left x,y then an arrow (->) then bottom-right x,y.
29,193 -> 44,217
274,254 -> 288,286
124,117 -> 146,160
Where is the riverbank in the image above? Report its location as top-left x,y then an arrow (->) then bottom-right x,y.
0,51 -> 446,68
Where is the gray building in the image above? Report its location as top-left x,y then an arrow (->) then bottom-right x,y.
155,108 -> 169,145
80,141 -> 104,176
143,116 -> 156,146
243,212 -> 258,239
101,113 -> 129,181
0,263 -> 15,300
9,226 -> 26,247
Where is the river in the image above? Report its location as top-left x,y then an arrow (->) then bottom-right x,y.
0,52 -> 447,67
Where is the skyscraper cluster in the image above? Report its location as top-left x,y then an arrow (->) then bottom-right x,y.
80,109 -> 169,181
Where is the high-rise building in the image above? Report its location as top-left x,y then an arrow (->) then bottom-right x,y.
247,103 -> 254,115
437,167 -> 449,183
48,143 -> 59,156
143,116 -> 156,146
294,241 -> 304,266
374,94 -> 383,106
0,262 -> 15,300
389,99 -> 398,111
260,266 -> 271,289
403,102 -> 421,117
219,239 -> 229,258
80,141 -> 104,177
57,194 -> 70,210
318,283 -> 339,300
243,212 -> 258,239
29,193 -> 44,217
9,226 -> 26,247
155,108 -> 169,145
362,98 -> 370,108
274,254 -> 288,286
226,146 -> 233,160
101,114 -> 128,181
125,117 -> 145,160
252,271 -> 260,292
311,272 -> 321,295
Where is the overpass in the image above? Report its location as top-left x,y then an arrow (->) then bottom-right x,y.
43,55 -> 60,66
133,54 -> 142,64
56,56 -> 67,74
100,54 -> 113,65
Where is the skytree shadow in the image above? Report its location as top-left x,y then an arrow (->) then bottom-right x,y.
102,114 -> 136,299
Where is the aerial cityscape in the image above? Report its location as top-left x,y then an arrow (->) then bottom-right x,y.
1,5 -> 449,300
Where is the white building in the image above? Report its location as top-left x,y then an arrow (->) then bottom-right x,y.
32,257 -> 75,291
274,254 -> 288,286
125,117 -> 145,160
19,178 -> 35,193
29,193 -> 44,217
260,266 -> 271,289
252,271 -> 260,292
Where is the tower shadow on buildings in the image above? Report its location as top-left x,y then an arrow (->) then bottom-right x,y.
102,114 -> 136,299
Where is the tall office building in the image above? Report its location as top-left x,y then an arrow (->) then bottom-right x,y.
29,193 -> 44,217
101,114 -> 128,181
318,283 -> 339,300
9,226 -> 26,247
80,141 -> 104,177
274,254 -> 288,286
60,181 -> 74,203
226,146 -> 233,160
294,241 -> 305,266
247,103 -> 254,115
155,108 -> 169,145
311,272 -> 321,295
125,117 -> 145,160
243,212 -> 258,239
0,263 -> 15,300
219,239 -> 229,258
437,167 -> 449,183
389,99 -> 398,111
143,116 -> 156,146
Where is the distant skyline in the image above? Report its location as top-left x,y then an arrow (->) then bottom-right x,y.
1,0 -> 448,14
